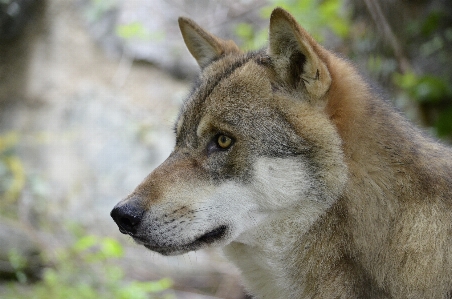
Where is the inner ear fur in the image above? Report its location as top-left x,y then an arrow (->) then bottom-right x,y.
268,8 -> 331,101
178,17 -> 241,69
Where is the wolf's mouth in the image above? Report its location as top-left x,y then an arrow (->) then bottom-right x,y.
195,225 -> 227,244
142,225 -> 228,255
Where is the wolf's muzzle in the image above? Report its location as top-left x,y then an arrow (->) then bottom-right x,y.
110,203 -> 144,236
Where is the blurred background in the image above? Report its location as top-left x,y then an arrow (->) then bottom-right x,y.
0,0 -> 451,298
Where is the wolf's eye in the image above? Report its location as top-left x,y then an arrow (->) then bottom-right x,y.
207,134 -> 235,155
217,135 -> 233,149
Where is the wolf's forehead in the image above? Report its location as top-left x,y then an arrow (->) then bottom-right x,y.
176,51 -> 272,133
191,51 -> 269,107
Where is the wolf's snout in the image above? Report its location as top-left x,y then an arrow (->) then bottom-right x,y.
110,203 -> 144,235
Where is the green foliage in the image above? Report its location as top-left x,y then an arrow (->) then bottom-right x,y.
435,107 -> 452,138
115,23 -> 165,42
407,10 -> 445,39
394,72 -> 452,104
116,22 -> 149,40
236,0 -> 350,49
0,132 -> 25,209
405,10 -> 451,66
420,11 -> 442,36
4,233 -> 173,299
235,23 -> 268,50
263,0 -> 350,39
235,22 -> 268,50
8,249 -> 28,284
394,72 -> 452,137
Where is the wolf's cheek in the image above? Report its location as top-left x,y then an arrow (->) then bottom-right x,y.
249,156 -> 325,209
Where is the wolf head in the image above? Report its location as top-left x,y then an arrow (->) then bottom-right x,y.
111,8 -> 348,256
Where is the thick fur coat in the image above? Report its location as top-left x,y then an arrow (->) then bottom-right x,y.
111,8 -> 452,298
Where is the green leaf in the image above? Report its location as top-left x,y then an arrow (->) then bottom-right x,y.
235,23 -> 254,41
435,107 -> 452,137
115,22 -> 164,41
421,11 -> 442,36
415,75 -> 452,102
116,22 -> 146,39
8,250 -> 27,270
101,237 -> 124,258
74,235 -> 97,252
393,72 -> 417,90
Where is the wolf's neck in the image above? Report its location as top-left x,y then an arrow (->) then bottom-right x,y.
223,240 -> 294,298
326,56 -> 452,287
326,56 -> 432,183
223,199 -> 334,299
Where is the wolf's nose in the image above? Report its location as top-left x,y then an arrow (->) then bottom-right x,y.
110,203 -> 144,235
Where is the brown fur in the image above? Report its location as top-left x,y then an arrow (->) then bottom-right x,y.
111,8 -> 452,298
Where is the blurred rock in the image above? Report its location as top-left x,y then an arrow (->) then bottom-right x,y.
0,0 -> 47,104
83,0 -> 267,79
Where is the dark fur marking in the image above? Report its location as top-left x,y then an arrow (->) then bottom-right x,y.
255,54 -> 272,67
197,51 -> 261,104
271,83 -> 279,93
289,51 -> 307,88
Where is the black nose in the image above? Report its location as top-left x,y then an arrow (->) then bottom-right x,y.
110,203 -> 144,235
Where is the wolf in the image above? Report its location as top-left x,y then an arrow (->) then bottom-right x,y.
111,8 -> 452,299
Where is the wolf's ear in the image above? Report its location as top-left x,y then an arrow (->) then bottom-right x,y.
268,8 -> 331,101
178,17 -> 241,69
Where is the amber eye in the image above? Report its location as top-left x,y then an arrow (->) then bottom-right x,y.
217,134 -> 233,149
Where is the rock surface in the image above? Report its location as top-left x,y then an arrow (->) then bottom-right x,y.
85,0 -> 267,78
